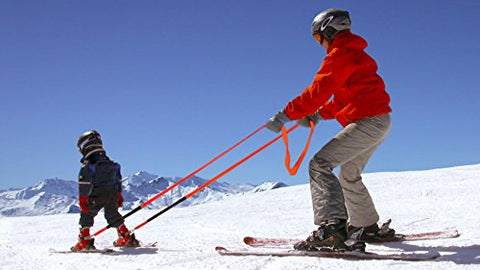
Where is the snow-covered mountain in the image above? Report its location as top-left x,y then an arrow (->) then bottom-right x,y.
0,173 -> 286,217
249,181 -> 288,193
121,172 -> 262,210
0,178 -> 79,216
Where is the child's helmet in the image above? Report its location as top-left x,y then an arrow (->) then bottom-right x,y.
77,130 -> 105,158
311,9 -> 351,43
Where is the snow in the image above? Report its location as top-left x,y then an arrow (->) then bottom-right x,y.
0,164 -> 479,269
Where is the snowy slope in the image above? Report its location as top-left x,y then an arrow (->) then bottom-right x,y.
0,164 -> 479,270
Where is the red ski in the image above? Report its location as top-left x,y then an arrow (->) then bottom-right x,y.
215,246 -> 440,261
244,229 -> 460,247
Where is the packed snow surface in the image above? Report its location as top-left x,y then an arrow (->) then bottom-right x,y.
0,164 -> 479,269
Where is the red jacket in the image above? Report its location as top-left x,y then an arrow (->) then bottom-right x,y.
284,31 -> 391,127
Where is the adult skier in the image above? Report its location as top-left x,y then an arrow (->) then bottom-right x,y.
71,130 -> 140,251
266,8 -> 395,251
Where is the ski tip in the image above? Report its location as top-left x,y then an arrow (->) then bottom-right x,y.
215,246 -> 227,253
400,250 -> 442,261
422,229 -> 461,239
243,236 -> 254,244
143,241 -> 158,247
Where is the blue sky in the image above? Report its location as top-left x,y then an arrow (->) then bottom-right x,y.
1,0 -> 479,189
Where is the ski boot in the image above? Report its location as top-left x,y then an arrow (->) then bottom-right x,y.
347,219 -> 396,243
293,219 -> 348,251
113,224 -> 140,247
71,227 -> 95,251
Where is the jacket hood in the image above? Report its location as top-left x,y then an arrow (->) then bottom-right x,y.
328,31 -> 367,53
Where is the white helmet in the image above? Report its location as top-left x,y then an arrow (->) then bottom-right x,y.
311,9 -> 351,43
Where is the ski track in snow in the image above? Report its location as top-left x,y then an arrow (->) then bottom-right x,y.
0,164 -> 480,269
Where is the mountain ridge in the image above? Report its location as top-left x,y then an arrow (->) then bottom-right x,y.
0,172 -> 287,217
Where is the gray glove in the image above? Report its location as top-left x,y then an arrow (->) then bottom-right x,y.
266,111 -> 292,133
297,111 -> 323,128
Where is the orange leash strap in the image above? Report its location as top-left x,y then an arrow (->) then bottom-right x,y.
281,121 -> 315,175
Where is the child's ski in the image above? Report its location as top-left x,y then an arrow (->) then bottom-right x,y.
115,241 -> 158,249
49,242 -> 157,254
49,248 -> 115,254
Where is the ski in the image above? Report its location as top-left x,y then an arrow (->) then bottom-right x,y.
215,246 -> 440,261
49,248 -> 115,254
49,242 -> 157,254
244,229 -> 460,247
140,241 -> 157,248
115,241 -> 158,249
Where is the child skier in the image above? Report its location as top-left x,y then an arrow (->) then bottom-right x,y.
266,8 -> 395,251
71,130 -> 140,251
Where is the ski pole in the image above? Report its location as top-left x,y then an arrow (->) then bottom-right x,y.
131,124 -> 300,232
92,124 -> 267,237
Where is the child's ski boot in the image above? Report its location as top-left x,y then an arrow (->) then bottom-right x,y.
71,227 -> 95,251
113,224 -> 140,247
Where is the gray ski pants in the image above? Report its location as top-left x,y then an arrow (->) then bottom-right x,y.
309,114 -> 391,227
